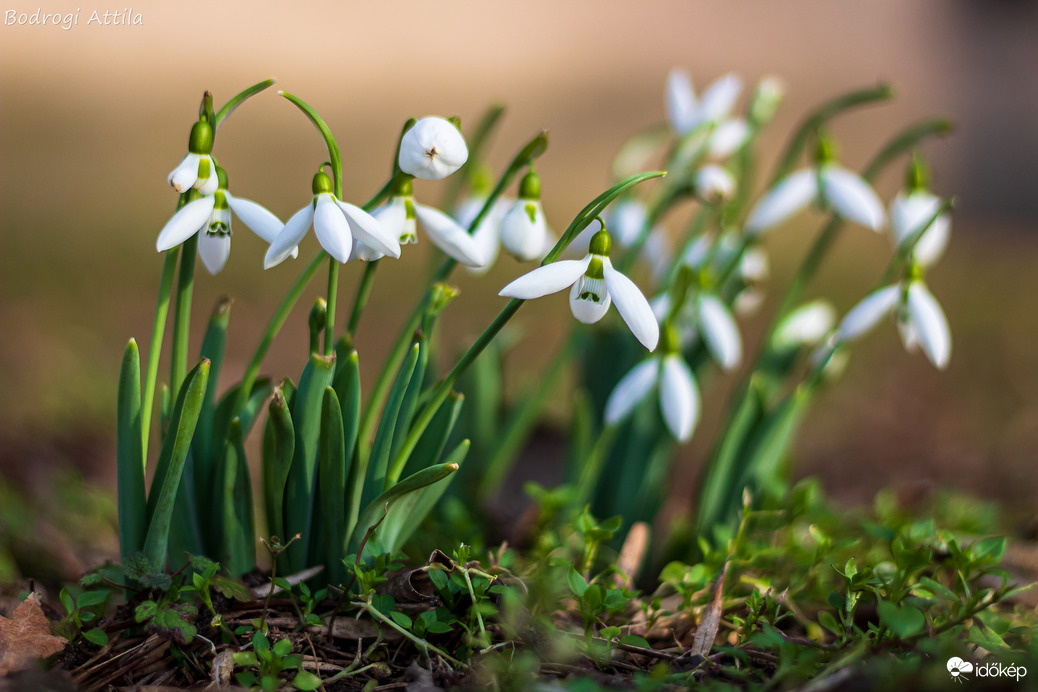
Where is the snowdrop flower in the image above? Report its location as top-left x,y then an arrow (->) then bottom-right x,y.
500,169 -> 552,262
398,116 -> 468,181
772,300 -> 836,349
265,171 -> 400,268
889,158 -> 951,267
748,76 -> 785,127
500,228 -> 659,351
366,177 -> 485,267
695,165 -> 736,204
651,281 -> 742,371
835,268 -> 950,369
665,69 -> 750,159
156,167 -> 287,275
744,138 -> 885,235
604,326 -> 700,442
167,119 -> 218,196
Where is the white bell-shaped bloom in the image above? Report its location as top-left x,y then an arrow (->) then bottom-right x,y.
697,293 -> 742,371
500,198 -> 551,262
695,165 -> 736,203
368,185 -> 485,267
666,68 -> 750,159
745,164 -> 885,235
265,172 -> 400,268
772,300 -> 836,348
168,120 -> 218,196
157,168 -> 289,275
398,117 -> 468,181
604,345 -> 700,442
835,279 -> 950,369
499,229 -> 659,351
890,189 -> 950,267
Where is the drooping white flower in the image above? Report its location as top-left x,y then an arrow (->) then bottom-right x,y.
366,178 -> 485,267
156,166 -> 289,275
695,165 -> 736,204
744,139 -> 885,235
665,68 -> 751,158
835,276 -> 950,369
265,171 -> 400,268
772,300 -> 836,349
398,117 -> 468,181
500,169 -> 553,262
453,194 -> 512,273
499,229 -> 659,351
167,120 -> 218,196
651,285 -> 742,371
890,189 -> 950,267
604,327 -> 700,441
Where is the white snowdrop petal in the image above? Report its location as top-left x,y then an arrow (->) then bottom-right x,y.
398,117 -> 469,180
774,300 -> 836,347
198,231 -> 231,275
265,203 -> 314,269
907,282 -> 951,369
698,294 -> 742,370
665,68 -> 697,135
740,247 -> 769,281
340,200 -> 400,259
168,154 -> 198,192
650,293 -> 671,324
313,195 -> 352,263
660,355 -> 700,442
569,280 -> 612,323
466,216 -> 501,275
744,169 -> 817,235
604,359 -> 660,425
891,191 -> 949,266
371,199 -> 407,241
821,166 -> 885,231
603,260 -> 660,351
699,73 -> 742,123
156,195 -> 215,251
415,203 -> 485,266
500,200 -> 549,262
500,257 -> 590,299
225,192 -> 283,243
835,284 -> 900,341
197,171 -> 219,196
709,119 -> 751,159
695,165 -> 736,203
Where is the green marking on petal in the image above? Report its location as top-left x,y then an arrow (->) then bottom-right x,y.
196,157 -> 211,180
404,197 -> 416,220
524,203 -> 537,224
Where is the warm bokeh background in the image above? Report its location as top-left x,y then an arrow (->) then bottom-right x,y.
3,1 -> 1038,572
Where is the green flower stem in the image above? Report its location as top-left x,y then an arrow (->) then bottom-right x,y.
769,118 -> 951,329
142,248 -> 179,458
357,596 -> 464,668
170,232 -> 198,399
574,424 -> 620,510
214,79 -> 275,131
768,84 -> 893,186
385,171 -> 667,483
279,91 -> 343,198
234,252 -> 326,414
325,258 -> 339,356
478,329 -> 579,498
346,260 -> 379,339
355,132 -> 552,465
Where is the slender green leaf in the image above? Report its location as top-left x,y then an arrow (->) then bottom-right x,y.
315,388 -> 347,586
221,419 -> 255,577
284,354 -> 335,571
143,358 -> 210,570
117,339 -> 146,561
349,461 -> 461,554
262,384 -> 294,543
364,342 -> 420,509
404,392 -> 463,479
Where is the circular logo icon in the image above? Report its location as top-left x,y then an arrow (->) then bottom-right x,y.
947,657 -> 974,680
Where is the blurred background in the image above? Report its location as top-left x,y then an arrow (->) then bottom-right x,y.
3,0 -> 1038,578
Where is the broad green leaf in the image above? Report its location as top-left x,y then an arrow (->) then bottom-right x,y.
363,342 -> 420,510
193,297 -> 232,506
402,391 -> 463,479
877,600 -> 925,639
262,383 -> 294,543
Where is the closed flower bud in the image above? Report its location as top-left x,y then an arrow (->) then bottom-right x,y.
398,117 -> 469,180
